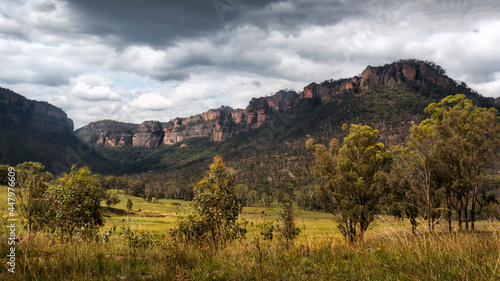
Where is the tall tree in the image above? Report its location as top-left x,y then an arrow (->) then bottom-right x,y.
424,94 -> 500,230
309,124 -> 392,241
387,148 -> 422,234
399,124 -> 442,231
401,94 -> 500,232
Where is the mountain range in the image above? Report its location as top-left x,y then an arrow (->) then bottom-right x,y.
75,59 -> 498,149
1,59 -> 499,176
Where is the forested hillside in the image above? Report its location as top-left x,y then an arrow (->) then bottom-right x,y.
106,82 -> 498,210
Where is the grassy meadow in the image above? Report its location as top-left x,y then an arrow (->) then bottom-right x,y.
1,185 -> 500,280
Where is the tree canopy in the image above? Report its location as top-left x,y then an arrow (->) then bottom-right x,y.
176,156 -> 246,249
309,124 -> 392,241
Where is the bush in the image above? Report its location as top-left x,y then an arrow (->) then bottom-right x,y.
44,166 -> 105,240
174,156 -> 247,250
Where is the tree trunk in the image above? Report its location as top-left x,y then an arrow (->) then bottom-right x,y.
448,208 -> 452,232
427,193 -> 432,232
458,199 -> 463,231
410,215 -> 416,235
471,206 -> 475,230
471,185 -> 478,231
465,200 -> 469,232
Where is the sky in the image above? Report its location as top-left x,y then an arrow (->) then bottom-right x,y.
1,0 -> 500,129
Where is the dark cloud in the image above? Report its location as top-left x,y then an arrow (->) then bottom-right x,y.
33,1 -> 57,12
61,0 -> 367,48
2,0 -> 500,129
61,0 -> 281,47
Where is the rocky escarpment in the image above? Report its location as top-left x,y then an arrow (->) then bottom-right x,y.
76,59 -> 458,148
0,87 -> 108,173
300,59 -> 454,101
76,90 -> 299,147
75,120 -> 139,147
162,106 -> 245,145
0,87 -> 74,133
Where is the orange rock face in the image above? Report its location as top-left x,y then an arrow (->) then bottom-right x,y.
76,60 -> 456,148
402,61 -> 418,81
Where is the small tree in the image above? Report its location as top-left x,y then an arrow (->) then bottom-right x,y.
126,199 -> 133,213
309,124 -> 392,242
15,162 -> 52,233
276,201 -> 301,248
104,192 -> 121,208
44,166 -> 105,240
175,156 -> 246,250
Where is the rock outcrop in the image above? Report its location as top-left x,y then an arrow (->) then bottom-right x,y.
76,106 -> 250,147
299,60 -> 454,101
75,120 -> 138,147
76,60 -> 458,148
358,60 -> 452,90
0,87 -> 74,133
76,90 -> 300,147
162,106 -> 245,145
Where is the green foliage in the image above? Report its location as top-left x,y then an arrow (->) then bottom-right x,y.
276,201 -> 301,247
174,156 -> 247,249
93,137 -> 219,174
15,161 -> 53,232
121,227 -> 166,256
104,192 -> 121,207
386,149 -> 422,234
0,164 -> 9,185
311,124 -> 392,241
44,166 -> 105,240
257,220 -> 275,241
126,198 -> 133,212
401,94 -> 500,231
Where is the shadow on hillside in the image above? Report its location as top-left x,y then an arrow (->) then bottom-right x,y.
102,207 -> 128,217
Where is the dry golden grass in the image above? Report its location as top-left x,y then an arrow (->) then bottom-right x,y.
2,185 -> 500,280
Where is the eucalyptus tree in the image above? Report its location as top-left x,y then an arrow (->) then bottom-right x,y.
402,94 -> 500,231
308,124 -> 392,241
424,94 -> 500,230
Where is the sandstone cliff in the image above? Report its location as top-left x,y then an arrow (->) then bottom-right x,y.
76,106 -> 248,147
75,120 -> 139,147
161,106 -> 245,146
0,87 -> 74,133
300,60 -> 454,100
76,60 -> 458,147
76,90 -> 301,147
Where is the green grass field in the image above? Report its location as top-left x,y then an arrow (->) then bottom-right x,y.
98,190 -> 412,242
2,185 -> 500,280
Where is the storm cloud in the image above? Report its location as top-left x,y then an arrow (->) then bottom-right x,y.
1,0 -> 499,128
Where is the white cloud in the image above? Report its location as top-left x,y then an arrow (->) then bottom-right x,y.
129,92 -> 174,111
70,82 -> 122,101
